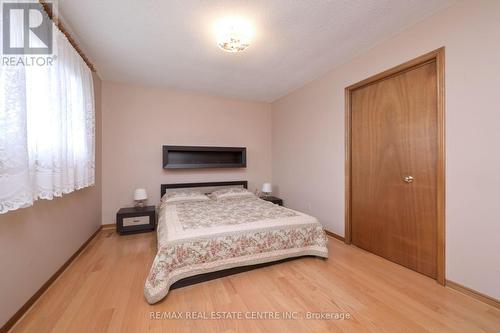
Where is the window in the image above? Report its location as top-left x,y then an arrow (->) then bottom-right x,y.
0,4 -> 95,214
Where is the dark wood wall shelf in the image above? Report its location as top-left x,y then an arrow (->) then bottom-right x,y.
163,146 -> 246,169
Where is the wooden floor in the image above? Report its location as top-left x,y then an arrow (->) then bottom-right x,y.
10,230 -> 500,333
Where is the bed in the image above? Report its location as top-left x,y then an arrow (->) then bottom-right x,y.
144,181 -> 328,304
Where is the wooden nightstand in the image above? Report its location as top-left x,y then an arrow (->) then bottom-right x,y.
116,206 -> 156,235
260,196 -> 283,206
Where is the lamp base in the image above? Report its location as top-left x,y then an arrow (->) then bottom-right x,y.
134,200 -> 146,209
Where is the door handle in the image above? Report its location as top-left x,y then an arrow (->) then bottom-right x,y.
403,176 -> 414,183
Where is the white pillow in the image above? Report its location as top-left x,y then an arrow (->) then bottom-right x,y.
210,187 -> 255,200
161,190 -> 209,204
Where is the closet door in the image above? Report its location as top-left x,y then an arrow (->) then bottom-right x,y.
350,61 -> 438,278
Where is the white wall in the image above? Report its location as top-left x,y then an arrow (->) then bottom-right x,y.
101,81 -> 272,225
271,0 -> 500,299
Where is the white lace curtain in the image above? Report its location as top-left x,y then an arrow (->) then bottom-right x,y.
0,5 -> 95,214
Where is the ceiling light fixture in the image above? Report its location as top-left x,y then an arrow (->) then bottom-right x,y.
214,17 -> 253,53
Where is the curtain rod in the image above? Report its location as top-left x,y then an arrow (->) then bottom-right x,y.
39,0 -> 97,72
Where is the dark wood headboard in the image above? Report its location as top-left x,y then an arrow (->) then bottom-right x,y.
161,181 -> 248,197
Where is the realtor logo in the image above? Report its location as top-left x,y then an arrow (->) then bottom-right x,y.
2,2 -> 53,54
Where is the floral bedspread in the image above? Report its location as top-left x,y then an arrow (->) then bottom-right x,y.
144,196 -> 328,304
176,197 -> 299,229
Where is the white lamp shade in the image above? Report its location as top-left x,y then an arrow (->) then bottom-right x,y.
261,183 -> 272,193
134,188 -> 148,200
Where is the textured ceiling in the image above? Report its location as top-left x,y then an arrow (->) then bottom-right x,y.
59,0 -> 453,102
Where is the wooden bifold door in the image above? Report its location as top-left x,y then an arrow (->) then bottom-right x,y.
345,49 -> 445,283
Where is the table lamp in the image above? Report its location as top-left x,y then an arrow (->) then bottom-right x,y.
261,183 -> 272,197
134,188 -> 148,208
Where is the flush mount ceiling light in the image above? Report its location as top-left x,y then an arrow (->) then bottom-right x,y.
214,17 -> 253,53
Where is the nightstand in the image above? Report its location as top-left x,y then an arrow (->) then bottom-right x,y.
116,206 -> 156,235
260,196 -> 283,206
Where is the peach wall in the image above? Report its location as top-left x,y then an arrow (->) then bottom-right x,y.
0,73 -> 102,328
101,82 -> 272,225
271,0 -> 500,299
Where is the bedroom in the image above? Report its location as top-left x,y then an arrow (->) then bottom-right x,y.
0,0 -> 499,332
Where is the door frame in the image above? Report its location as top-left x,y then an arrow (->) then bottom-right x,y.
344,47 -> 446,285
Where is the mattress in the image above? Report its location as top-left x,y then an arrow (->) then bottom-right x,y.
144,196 -> 328,304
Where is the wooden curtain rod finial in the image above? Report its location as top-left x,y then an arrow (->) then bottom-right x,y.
38,0 -> 97,72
